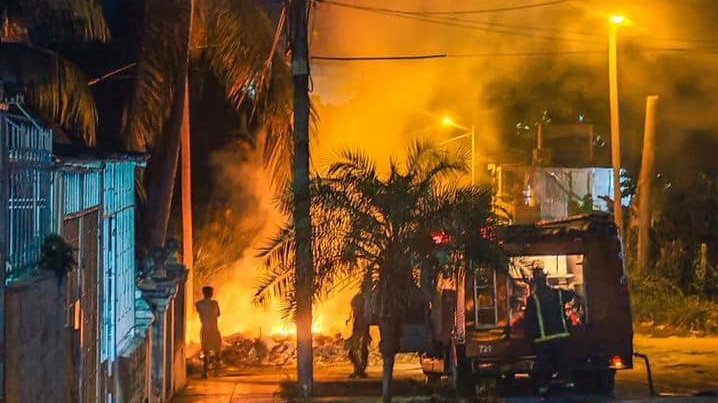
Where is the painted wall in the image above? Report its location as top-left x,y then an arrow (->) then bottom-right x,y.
5,273 -> 73,403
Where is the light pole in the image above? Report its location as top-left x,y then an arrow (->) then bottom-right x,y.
439,116 -> 476,362
440,116 -> 476,185
609,14 -> 625,234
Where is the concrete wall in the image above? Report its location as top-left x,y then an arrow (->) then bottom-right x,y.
5,272 -> 71,403
117,335 -> 152,403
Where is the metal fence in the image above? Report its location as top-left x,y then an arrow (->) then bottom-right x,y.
1,111 -> 53,282
102,161 -> 137,364
57,165 -> 103,403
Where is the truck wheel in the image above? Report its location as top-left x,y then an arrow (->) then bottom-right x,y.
476,376 -> 498,400
575,368 -> 615,396
497,373 -> 515,395
425,373 -> 441,385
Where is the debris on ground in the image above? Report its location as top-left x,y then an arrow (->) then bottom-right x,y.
187,333 -> 419,371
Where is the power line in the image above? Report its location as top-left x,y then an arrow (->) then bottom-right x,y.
88,63 -> 137,86
311,47 -> 716,62
322,1 -> 604,44
322,0 -> 718,48
321,0 -> 573,16
312,54 -> 447,61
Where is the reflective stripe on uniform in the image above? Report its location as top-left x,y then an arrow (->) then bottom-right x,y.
532,293 -> 570,343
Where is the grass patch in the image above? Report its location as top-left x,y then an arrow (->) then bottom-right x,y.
630,275 -> 718,335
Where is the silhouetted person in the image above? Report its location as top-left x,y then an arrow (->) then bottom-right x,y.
347,292 -> 370,378
525,268 -> 576,395
196,285 -> 222,377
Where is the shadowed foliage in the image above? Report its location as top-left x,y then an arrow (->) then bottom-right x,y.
123,0 -> 292,160
0,43 -> 98,144
0,0 -> 109,145
123,0 -> 294,251
255,141 -> 504,401
256,141 -> 504,313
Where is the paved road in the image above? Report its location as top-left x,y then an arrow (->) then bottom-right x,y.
172,364 -> 715,403
172,336 -> 718,403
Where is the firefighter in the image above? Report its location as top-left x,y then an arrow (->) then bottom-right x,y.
525,267 -> 576,395
347,291 -> 371,378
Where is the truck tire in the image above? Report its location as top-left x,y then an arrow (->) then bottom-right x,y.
575,368 -> 616,396
425,373 -> 441,385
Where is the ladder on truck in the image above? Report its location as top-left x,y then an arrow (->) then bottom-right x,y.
473,266 -> 500,328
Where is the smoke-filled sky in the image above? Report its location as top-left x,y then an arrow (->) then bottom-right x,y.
309,0 -> 718,175
196,0 -> 718,339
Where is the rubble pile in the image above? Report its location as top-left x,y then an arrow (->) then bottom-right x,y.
188,333 -> 419,369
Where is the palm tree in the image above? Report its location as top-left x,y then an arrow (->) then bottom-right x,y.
0,0 -> 109,145
121,0 -> 293,346
256,141 -> 503,402
122,0 -> 292,253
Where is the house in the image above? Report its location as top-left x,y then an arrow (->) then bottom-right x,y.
0,103 -> 187,402
488,122 -> 629,224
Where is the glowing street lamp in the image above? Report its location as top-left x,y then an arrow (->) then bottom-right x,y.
609,14 -> 625,234
440,115 -> 476,185
610,14 -> 625,25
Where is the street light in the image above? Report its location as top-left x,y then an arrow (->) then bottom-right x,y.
440,115 -> 476,185
610,14 -> 625,25
609,14 -> 625,234
438,116 -> 475,352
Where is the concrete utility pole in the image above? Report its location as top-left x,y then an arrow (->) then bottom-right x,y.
181,0 -> 195,345
291,0 -> 314,396
637,95 -> 658,273
609,16 -> 625,235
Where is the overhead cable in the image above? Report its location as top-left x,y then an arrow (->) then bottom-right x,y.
322,0 -> 603,44
322,0 -> 718,46
313,54 -> 447,61
321,0 -> 572,15
311,47 -> 713,62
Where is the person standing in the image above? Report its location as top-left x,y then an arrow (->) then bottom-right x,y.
525,267 -> 576,396
196,285 -> 222,377
347,291 -> 371,378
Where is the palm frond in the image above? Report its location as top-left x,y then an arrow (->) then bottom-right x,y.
2,0 -> 109,43
202,0 -> 294,188
121,0 -> 191,151
202,0 -> 273,106
257,142 -> 504,321
0,43 -> 97,145
254,262 -> 294,306
327,149 -> 376,185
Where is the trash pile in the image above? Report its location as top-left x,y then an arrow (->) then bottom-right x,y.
188,333 -> 419,370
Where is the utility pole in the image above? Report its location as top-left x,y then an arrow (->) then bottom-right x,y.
609,16 -> 624,236
637,95 -> 658,273
181,0 -> 195,349
291,0 -> 314,396
180,77 -> 194,337
470,125 -> 476,185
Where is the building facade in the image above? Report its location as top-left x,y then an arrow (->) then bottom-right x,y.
1,105 -> 186,402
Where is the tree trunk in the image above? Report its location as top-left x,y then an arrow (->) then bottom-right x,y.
141,76 -> 185,251
291,0 -> 314,396
379,318 -> 401,403
133,0 -> 193,252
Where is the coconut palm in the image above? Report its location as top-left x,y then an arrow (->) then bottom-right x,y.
256,141 -> 503,402
0,0 -> 109,145
122,0 -> 292,252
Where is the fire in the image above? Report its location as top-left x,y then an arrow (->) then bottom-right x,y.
269,315 -> 324,337
185,253 -> 353,345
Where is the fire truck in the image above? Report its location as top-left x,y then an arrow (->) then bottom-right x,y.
415,213 -> 633,395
